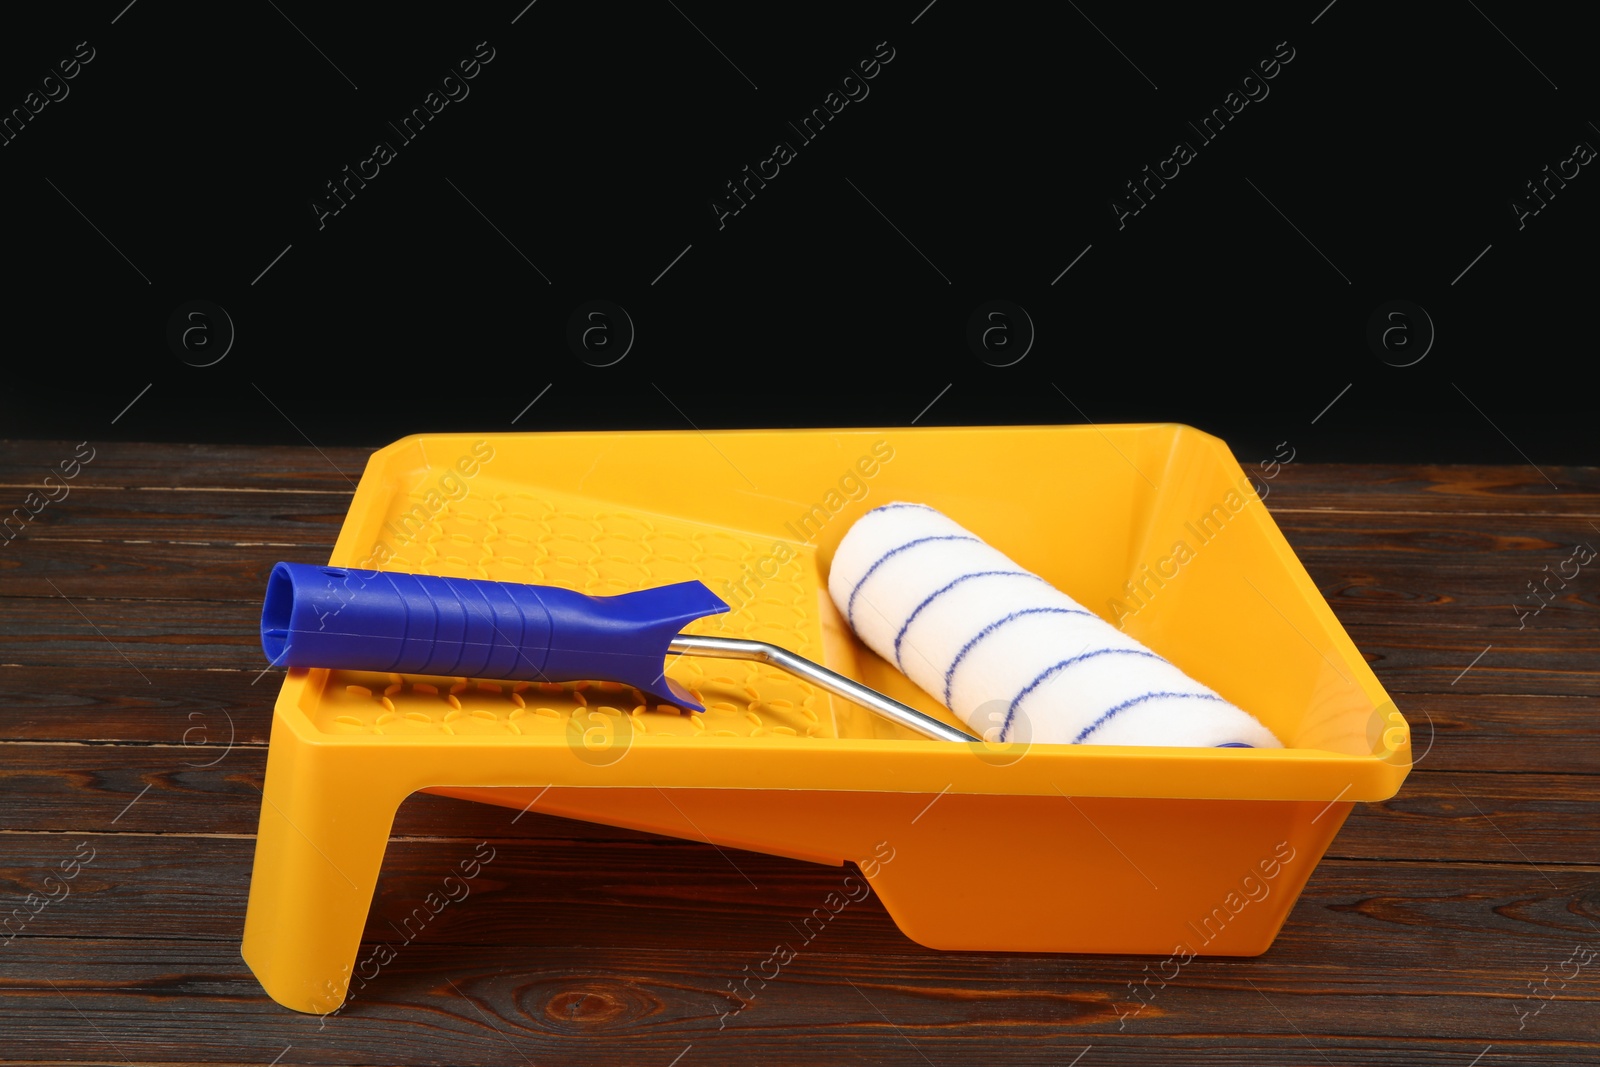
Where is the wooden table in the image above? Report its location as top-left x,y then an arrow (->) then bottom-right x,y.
2,441 -> 1596,1066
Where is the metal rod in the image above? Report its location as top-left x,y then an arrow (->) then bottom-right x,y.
667,634 -> 980,743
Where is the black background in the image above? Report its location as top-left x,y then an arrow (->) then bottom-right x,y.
1,1 -> 1592,466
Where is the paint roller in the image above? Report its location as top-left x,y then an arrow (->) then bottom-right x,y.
826,503 -> 1283,748
258,562 -> 979,741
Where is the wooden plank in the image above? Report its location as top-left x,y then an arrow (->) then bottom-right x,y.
1274,510 -> 1600,556
1368,691 -> 1600,775
0,857 -> 1594,1062
0,440 -> 373,493
1340,626 -> 1600,697
1281,514 -> 1599,633
9,487 -> 1590,559
2,826 -> 1596,952
0,541 -> 327,604
3,546 -> 1593,653
3,593 -> 1594,697
8,531 -> 1597,636
2,510 -> 1595,631
7,440 -> 1597,514
1258,463 -> 1600,515
1310,565 -> 1598,633
0,604 -> 1578,702
1,668 -> 1593,776
2,482 -> 1593,559
0,488 -> 348,546
0,753 -> 1593,865
1332,769 -> 1600,862
1,944 -> 1579,1066
0,667 -> 275,745
0,598 -> 265,671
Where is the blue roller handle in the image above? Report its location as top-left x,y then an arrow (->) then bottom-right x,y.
260,562 -> 728,710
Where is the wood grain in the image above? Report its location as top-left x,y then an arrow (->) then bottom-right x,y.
3,596 -> 1595,699
2,821 -> 1596,946
4,510 -> 1598,634
1,859 -> 1595,1061
1257,462 -> 1600,514
0,488 -> 348,544
5,938 -> 1589,1066
0,667 -> 1593,775
1,443 -> 1597,1065
0,439 -> 374,492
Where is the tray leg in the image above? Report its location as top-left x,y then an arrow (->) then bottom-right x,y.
241,716 -> 404,1015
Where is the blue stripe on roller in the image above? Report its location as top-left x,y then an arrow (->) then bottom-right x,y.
941,606 -> 1096,706
892,570 -> 1047,669
1073,691 -> 1227,744
845,535 -> 980,628
1216,742 -> 1254,748
864,502 -> 937,517
999,647 -> 1166,742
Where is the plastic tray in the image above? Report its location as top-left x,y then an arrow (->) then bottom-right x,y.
242,425 -> 1410,1013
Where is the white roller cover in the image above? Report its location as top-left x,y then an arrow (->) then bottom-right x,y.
826,503 -> 1282,748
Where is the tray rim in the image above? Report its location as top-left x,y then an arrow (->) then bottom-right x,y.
264,422 -> 1412,804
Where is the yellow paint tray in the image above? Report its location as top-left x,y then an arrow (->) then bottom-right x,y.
242,425 -> 1410,1014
